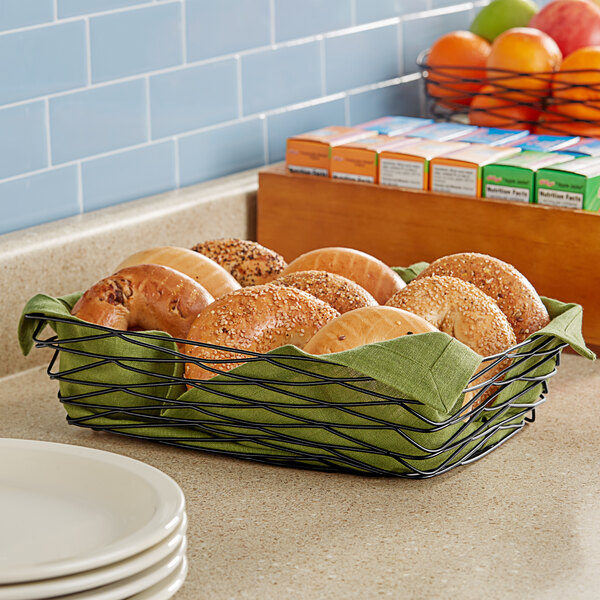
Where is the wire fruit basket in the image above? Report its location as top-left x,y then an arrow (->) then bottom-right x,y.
417,50 -> 600,136
23,309 -> 569,479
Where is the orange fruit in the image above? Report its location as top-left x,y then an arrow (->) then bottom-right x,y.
535,105 -> 600,136
487,27 -> 562,102
552,46 -> 600,122
469,85 -> 541,129
427,31 -> 491,106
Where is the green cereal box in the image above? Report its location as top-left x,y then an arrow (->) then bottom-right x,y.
483,151 -> 574,204
536,156 -> 600,211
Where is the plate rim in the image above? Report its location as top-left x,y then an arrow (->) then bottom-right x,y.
0,438 -> 185,584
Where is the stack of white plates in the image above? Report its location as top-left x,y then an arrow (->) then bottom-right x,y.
0,439 -> 187,600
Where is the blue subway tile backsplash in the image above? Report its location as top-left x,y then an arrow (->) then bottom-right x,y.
89,3 -> 183,83
0,0 -> 495,235
0,101 -> 48,180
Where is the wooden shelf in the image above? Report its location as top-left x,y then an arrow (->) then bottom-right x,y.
257,163 -> 600,346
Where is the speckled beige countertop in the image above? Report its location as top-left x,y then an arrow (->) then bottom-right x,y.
1,353 -> 599,600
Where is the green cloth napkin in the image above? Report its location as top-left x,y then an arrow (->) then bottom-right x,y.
18,263 -> 594,475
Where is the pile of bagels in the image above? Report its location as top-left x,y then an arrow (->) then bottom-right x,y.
72,239 -> 550,408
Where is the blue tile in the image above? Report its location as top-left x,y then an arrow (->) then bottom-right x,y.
90,3 -> 182,83
325,24 -> 400,95
179,119 -> 265,186
0,22 -> 87,105
0,166 -> 79,235
82,141 -> 176,212
267,99 -> 346,162
0,102 -> 47,180
348,79 -> 422,125
0,0 -> 54,32
274,0 -> 352,42
186,0 -> 270,62
58,0 -> 146,18
149,60 -> 238,139
355,0 -> 428,24
241,42 -> 321,115
49,80 -> 147,164
403,8 -> 473,74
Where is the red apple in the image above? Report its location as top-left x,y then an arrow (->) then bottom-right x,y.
529,0 -> 600,57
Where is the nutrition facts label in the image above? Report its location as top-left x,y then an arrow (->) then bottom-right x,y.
431,165 -> 477,196
379,159 -> 423,189
332,172 -> 374,183
537,188 -> 583,209
485,184 -> 530,203
288,165 -> 328,176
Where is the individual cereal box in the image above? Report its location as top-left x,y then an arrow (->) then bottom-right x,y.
356,116 -> 433,137
379,140 -> 470,190
536,156 -> 600,211
330,136 -> 419,183
429,144 -> 521,197
508,134 -> 580,152
562,138 -> 600,157
482,151 -> 574,204
457,127 -> 530,146
286,126 -> 376,176
405,122 -> 477,141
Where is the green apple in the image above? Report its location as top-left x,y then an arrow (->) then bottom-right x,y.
470,0 -> 539,42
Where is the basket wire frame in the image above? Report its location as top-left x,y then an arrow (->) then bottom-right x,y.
417,50 -> 600,134
29,314 -> 566,478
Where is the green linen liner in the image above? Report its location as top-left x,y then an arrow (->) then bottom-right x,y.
18,263 -> 594,476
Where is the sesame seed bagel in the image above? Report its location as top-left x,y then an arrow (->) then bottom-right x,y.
72,264 -> 214,341
304,306 -> 438,355
415,253 -> 549,342
270,270 -> 378,314
387,275 -> 517,408
281,247 -> 405,304
191,238 -> 287,286
115,246 -> 241,298
184,284 -> 340,381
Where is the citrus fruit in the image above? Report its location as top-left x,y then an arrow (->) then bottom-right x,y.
487,27 -> 562,101
469,85 -> 541,129
427,31 -> 491,106
535,105 -> 600,136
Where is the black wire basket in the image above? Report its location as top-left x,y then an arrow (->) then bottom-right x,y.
27,313 -> 567,479
417,49 -> 600,136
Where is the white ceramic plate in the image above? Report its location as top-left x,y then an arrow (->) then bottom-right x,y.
53,537 -> 186,600
0,439 -> 185,584
0,514 -> 188,600
131,556 -> 188,600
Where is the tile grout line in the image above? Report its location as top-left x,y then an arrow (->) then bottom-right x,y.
53,0 -> 58,20
343,95 -> 350,127
319,37 -> 327,96
145,76 -> 152,140
84,18 -> 92,86
396,20 -> 404,78
44,99 -> 53,167
262,117 -> 269,166
180,0 -> 187,64
76,162 -> 84,213
173,138 -> 180,188
269,0 -> 275,45
350,0 -> 357,26
236,56 -> 244,119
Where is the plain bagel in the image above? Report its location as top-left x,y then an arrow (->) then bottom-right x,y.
191,238 -> 287,286
415,252 -> 549,342
270,270 -> 378,314
71,264 -> 214,341
115,246 -> 241,298
281,247 -> 405,304
303,306 -> 438,355
185,284 -> 339,381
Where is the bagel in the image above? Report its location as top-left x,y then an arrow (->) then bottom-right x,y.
415,253 -> 549,342
185,285 -> 340,381
270,270 -> 378,314
72,264 -> 214,341
387,275 -> 517,408
191,238 -> 287,286
281,247 -> 405,304
115,246 -> 240,299
303,306 -> 438,355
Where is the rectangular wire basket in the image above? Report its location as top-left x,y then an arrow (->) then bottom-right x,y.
28,313 -> 566,478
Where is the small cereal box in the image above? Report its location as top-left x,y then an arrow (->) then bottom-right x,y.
536,156 -> 600,211
405,122 -> 477,141
483,151 -> 574,204
286,126 -> 376,177
379,140 -> 470,190
508,134 -> 580,152
356,116 -> 433,137
429,144 -> 521,197
331,136 -> 419,183
562,138 -> 600,157
457,127 -> 530,146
